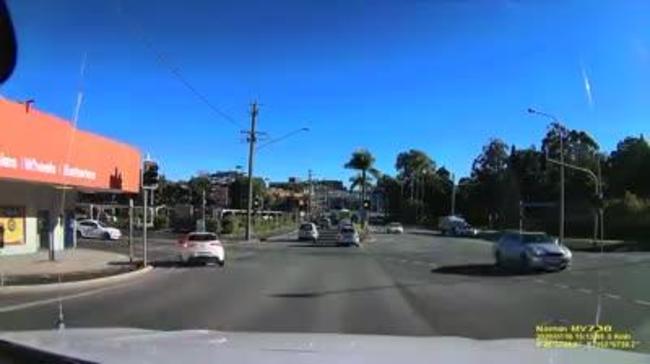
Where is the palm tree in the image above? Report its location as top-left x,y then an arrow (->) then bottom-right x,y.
344,149 -> 380,205
349,173 -> 373,194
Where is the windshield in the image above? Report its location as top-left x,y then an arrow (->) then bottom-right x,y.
521,234 -> 554,244
1,1 -> 648,361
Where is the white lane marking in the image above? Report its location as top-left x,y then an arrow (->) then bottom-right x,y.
0,286 -> 117,313
534,279 -> 546,284
0,269 -> 169,313
412,261 -> 425,266
428,263 -> 438,269
555,284 -> 570,289
577,288 -> 593,294
634,299 -> 650,307
400,259 -> 408,263
604,293 -> 621,300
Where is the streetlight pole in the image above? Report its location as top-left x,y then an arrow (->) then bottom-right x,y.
528,108 -> 565,243
546,156 -> 600,243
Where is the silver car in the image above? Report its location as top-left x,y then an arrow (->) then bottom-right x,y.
494,232 -> 572,271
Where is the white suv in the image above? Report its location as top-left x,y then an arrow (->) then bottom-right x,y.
298,223 -> 319,242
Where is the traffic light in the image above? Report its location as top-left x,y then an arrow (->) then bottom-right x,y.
142,160 -> 159,188
362,199 -> 371,210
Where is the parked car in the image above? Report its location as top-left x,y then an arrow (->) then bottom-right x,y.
76,219 -> 122,240
298,222 -> 319,242
337,225 -> 360,247
386,222 -> 404,234
177,232 -> 225,266
438,215 -> 478,237
493,231 -> 572,272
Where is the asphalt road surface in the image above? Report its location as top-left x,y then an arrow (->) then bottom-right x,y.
1,228 -> 649,352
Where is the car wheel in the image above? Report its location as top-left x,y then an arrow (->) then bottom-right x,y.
217,259 -> 225,267
76,231 -> 83,239
103,232 -> 111,240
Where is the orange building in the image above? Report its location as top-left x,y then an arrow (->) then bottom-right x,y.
0,99 -> 141,255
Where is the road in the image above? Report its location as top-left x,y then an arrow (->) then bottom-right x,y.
1,228 -> 649,352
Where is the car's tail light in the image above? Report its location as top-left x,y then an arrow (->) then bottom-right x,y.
178,239 -> 188,248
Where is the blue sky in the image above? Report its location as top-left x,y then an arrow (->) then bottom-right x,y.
2,0 -> 649,183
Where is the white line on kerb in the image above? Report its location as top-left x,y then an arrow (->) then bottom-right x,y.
634,299 -> 650,307
0,286 -> 116,313
604,293 -> 621,300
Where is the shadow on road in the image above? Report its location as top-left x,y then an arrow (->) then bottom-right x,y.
287,243 -> 342,248
431,264 -> 541,277
149,259 -> 223,268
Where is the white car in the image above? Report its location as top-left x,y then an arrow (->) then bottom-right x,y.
178,232 -> 225,266
298,223 -> 319,242
494,231 -> 572,272
337,225 -> 360,247
386,222 -> 404,234
76,219 -> 122,240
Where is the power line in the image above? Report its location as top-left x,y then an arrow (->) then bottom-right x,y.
257,127 -> 309,151
115,1 -> 243,129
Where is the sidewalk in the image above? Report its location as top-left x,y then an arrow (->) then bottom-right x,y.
0,249 -> 135,286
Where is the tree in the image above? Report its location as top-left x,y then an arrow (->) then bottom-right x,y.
395,149 -> 435,180
229,176 -> 266,209
607,135 -> 650,198
468,139 -> 510,227
344,149 -> 379,203
349,173 -> 373,194
472,139 -> 509,179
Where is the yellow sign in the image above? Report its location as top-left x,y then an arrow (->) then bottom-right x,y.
0,207 -> 25,245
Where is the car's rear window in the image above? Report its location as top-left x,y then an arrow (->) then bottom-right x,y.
341,227 -> 355,234
300,224 -> 313,231
389,223 -> 402,227
188,233 -> 218,241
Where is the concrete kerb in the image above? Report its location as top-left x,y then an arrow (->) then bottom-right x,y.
0,265 -> 153,294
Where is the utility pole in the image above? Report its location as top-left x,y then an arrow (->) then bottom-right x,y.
202,189 -> 207,232
143,188 -> 148,266
244,101 -> 258,241
128,198 -> 134,263
560,127 -> 564,243
308,169 -> 313,220
451,173 -> 456,216
596,155 -> 604,241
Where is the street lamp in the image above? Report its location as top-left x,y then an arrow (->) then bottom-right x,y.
528,108 -> 566,243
